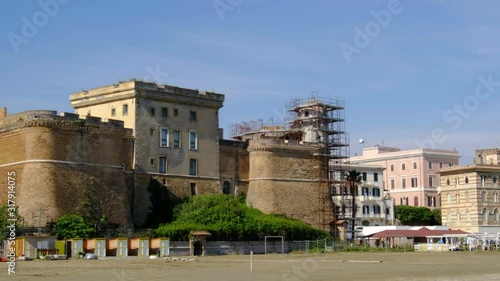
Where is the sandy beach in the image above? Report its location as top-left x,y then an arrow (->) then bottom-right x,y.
3,251 -> 500,281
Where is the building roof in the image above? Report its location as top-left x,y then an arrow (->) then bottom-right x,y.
368,227 -> 469,238
438,164 -> 500,175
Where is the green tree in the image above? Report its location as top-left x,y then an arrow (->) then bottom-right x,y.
395,205 -> 434,225
0,204 -> 22,241
53,214 -> 94,240
155,194 -> 328,241
345,170 -> 362,240
430,208 -> 442,225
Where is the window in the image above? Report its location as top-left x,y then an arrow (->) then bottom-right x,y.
161,107 -> 168,118
189,159 -> 197,176
189,131 -> 198,150
190,183 -> 197,196
150,107 -> 156,116
481,175 -> 486,187
447,193 -> 451,203
494,176 -> 498,184
447,178 -> 450,185
390,164 -> 394,172
401,163 -> 406,171
373,205 -> 381,214
362,187 -> 369,196
373,188 -> 380,197
428,176 -> 433,187
160,128 -> 169,147
494,209 -> 500,222
401,178 -> 406,189
150,128 -> 156,136
456,193 -> 460,203
111,108 -> 116,117
482,208 -> 488,224
465,176 -> 469,184
428,196 -> 436,207
190,111 -> 197,121
457,212 -> 461,223
304,111 -> 309,117
390,179 -> 395,190
174,108 -> 179,116
411,177 -> 418,188
401,197 -> 408,205
439,163 -> 443,169
122,104 -> 128,116
174,131 -> 181,148
362,205 -> 370,215
374,173 -> 378,182
428,161 -> 433,170
149,158 -> 155,166
223,181 -> 231,194
362,172 -> 367,181
494,192 -> 499,203
449,163 -> 454,167
414,196 -> 419,206
159,156 -> 167,173
412,162 -> 417,170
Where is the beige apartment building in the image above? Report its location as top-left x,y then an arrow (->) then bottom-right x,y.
331,163 -> 394,238
439,149 -> 500,233
349,146 -> 460,208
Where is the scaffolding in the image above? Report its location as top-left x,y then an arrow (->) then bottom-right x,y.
286,96 -> 350,234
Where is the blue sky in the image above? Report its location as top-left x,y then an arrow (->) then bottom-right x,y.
2,0 -> 500,164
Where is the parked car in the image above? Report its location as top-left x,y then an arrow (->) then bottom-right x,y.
83,253 -> 98,260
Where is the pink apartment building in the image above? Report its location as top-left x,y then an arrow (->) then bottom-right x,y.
349,146 -> 460,208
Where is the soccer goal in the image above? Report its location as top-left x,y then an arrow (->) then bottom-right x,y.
264,236 -> 284,256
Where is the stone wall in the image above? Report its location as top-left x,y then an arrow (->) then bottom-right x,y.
0,111 -> 134,228
246,139 -> 333,230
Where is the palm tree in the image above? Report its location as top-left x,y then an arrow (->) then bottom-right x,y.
345,170 -> 361,241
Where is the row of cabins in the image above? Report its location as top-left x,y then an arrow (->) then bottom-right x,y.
1,237 -> 169,259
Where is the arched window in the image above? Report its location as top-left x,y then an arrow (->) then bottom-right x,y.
465,176 -> 469,184
494,176 -> 498,184
494,209 -> 500,223
414,196 -> 419,206
222,181 -> 231,195
482,208 -> 489,224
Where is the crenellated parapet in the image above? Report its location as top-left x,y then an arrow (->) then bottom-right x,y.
0,110 -> 133,136
247,138 -> 320,154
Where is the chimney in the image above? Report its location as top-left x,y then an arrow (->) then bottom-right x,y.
0,107 -> 6,120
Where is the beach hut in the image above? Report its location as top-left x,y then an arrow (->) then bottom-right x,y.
14,236 -> 57,259
85,238 -> 107,257
150,238 -> 169,257
128,238 -> 150,256
107,238 -> 128,257
66,238 -> 84,258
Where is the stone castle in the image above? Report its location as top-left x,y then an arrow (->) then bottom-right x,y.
0,80 -> 348,232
